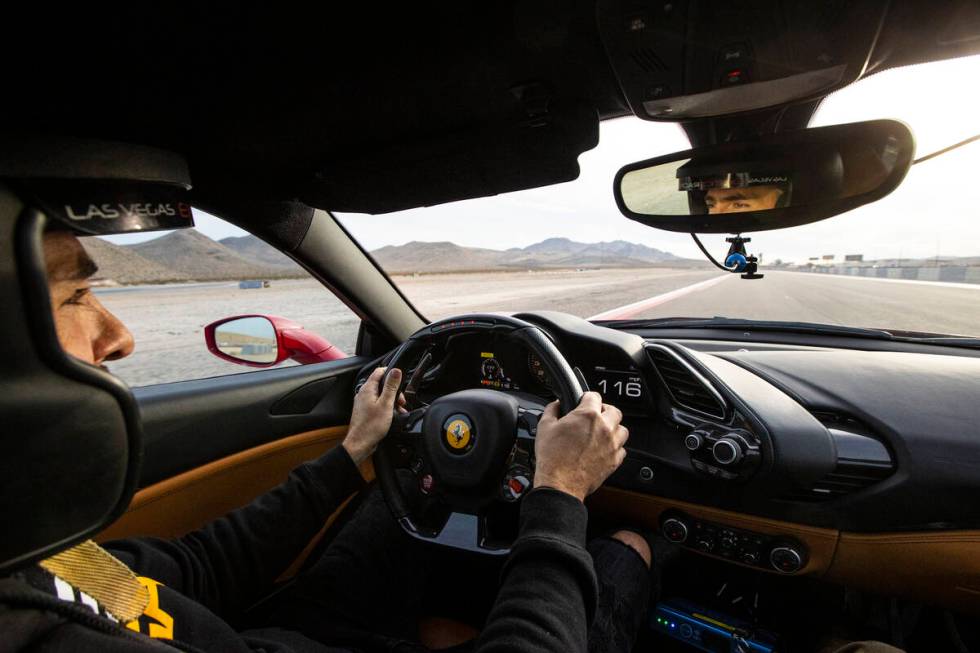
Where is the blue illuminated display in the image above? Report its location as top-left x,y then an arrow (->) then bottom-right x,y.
652,605 -> 775,653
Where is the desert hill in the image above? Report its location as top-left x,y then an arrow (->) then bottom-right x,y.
81,231 -> 696,284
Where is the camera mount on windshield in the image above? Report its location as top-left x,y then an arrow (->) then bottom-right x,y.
691,233 -> 764,280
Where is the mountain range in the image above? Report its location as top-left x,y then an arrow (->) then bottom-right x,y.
81,231 -> 694,285
372,237 -> 686,273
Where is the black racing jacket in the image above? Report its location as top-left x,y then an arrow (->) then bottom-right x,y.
0,446 -> 597,653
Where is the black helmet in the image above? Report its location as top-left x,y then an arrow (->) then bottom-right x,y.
0,136 -> 193,573
676,146 -> 843,215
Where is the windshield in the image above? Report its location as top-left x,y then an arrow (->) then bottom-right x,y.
338,55 -> 980,338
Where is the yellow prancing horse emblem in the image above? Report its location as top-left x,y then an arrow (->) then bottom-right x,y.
445,418 -> 472,450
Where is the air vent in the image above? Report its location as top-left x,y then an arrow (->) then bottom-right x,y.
646,344 -> 727,420
782,426 -> 895,502
629,47 -> 668,73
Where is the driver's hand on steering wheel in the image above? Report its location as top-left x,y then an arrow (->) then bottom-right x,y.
343,367 -> 408,466
532,391 -> 628,503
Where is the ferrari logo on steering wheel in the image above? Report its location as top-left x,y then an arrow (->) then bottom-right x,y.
444,416 -> 473,452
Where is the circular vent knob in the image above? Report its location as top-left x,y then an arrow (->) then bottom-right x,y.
684,431 -> 705,451
712,436 -> 744,466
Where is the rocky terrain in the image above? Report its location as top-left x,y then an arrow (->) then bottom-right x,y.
81,231 -> 696,284
81,237 -> 192,284
82,232 -> 305,285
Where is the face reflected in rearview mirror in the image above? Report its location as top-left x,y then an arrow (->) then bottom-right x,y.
615,119 -> 914,233
703,185 -> 785,214
212,316 -> 278,365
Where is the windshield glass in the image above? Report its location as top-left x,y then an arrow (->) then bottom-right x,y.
338,55 -> 980,337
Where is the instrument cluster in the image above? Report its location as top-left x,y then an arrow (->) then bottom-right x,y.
414,334 -> 557,403
412,332 -> 653,415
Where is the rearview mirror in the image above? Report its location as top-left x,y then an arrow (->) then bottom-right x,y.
614,120 -> 914,234
205,314 -> 346,367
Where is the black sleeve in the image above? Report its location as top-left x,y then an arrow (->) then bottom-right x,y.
105,445 -> 365,619
475,488 -> 598,653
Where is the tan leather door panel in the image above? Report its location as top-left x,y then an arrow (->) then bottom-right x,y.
98,426 -> 353,542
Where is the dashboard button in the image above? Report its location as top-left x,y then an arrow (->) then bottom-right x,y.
694,535 -> 715,553
719,531 -> 737,549
662,517 -> 689,544
694,537 -> 715,553
720,42 -> 750,64
770,546 -> 805,573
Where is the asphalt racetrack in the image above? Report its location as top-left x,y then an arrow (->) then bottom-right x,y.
97,269 -> 980,387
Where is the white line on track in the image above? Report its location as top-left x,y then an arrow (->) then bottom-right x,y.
772,271 -> 980,291
587,274 -> 731,320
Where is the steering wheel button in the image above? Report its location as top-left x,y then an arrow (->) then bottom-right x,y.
420,473 -> 435,494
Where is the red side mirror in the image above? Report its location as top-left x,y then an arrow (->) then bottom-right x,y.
204,314 -> 346,368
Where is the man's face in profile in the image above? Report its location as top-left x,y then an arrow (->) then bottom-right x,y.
42,231 -> 135,368
705,185 -> 784,214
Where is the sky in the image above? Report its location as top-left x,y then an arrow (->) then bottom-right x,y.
111,54 -> 980,264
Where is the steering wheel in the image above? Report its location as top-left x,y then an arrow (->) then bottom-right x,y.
373,314 -> 585,555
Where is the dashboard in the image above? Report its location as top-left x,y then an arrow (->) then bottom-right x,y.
363,310 -> 980,614
380,310 -> 980,535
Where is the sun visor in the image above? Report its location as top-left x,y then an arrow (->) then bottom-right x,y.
21,181 -> 194,236
0,135 -> 193,236
300,100 -> 599,214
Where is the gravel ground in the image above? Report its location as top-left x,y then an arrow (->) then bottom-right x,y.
95,268 -> 980,387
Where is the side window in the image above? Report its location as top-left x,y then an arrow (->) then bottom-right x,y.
83,209 -> 359,386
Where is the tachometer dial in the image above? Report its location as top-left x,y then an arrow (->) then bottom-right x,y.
481,357 -> 504,381
527,352 -> 552,390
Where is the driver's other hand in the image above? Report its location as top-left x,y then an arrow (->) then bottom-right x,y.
532,392 -> 628,503
342,367 -> 404,465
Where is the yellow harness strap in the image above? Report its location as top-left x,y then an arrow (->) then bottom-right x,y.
38,540 -> 149,623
